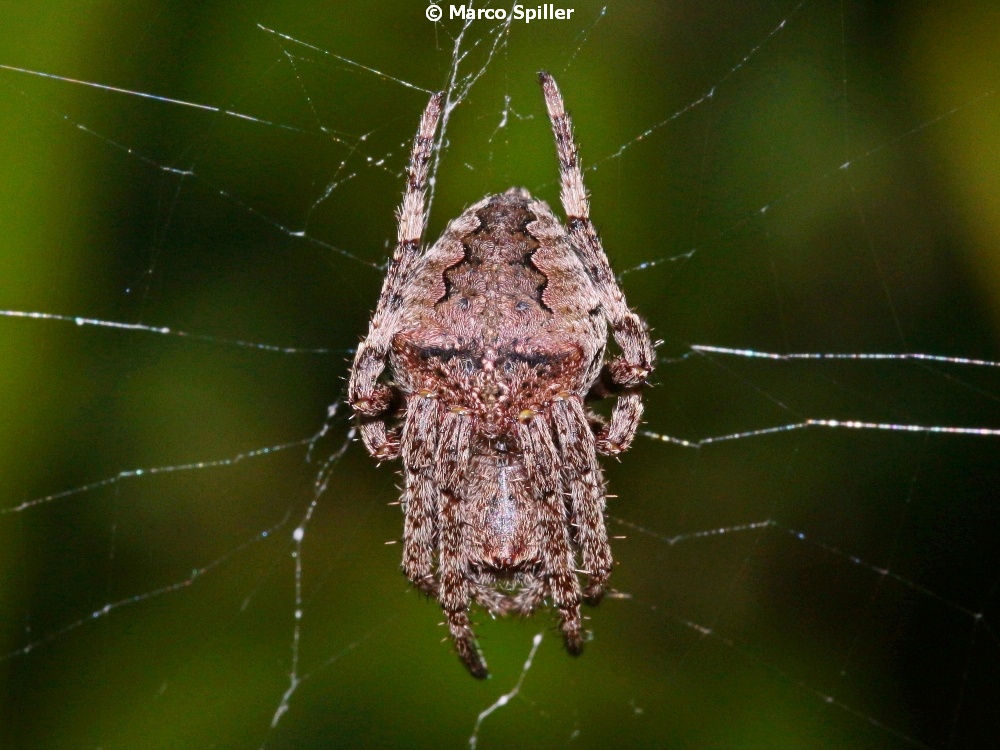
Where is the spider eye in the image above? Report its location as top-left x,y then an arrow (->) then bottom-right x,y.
514,300 -> 531,313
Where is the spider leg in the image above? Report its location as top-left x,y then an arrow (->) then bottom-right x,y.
400,393 -> 440,594
595,393 -> 644,455
539,72 -> 653,455
358,419 -> 402,461
518,413 -> 584,654
512,577 -> 547,615
348,91 -> 444,456
441,493 -> 486,679
472,581 -> 511,615
436,411 -> 488,678
552,395 -> 612,603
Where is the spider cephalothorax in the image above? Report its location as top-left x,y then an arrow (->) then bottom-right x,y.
348,73 -> 653,678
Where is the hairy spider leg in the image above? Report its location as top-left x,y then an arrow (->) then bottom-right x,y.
436,410 -> 489,678
400,393 -> 440,594
552,395 -> 612,602
539,71 -> 654,455
348,92 -> 444,458
517,414 -> 584,654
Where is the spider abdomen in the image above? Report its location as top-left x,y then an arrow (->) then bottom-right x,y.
434,189 -> 553,346
391,189 -> 608,426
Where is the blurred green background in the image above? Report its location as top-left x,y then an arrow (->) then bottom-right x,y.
2,1 -> 999,748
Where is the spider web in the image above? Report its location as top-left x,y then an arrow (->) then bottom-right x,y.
2,1 -> 999,748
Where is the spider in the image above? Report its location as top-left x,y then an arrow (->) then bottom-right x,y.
348,72 -> 653,678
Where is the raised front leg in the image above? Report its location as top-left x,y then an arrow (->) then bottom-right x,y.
348,92 -> 443,457
539,72 -> 653,455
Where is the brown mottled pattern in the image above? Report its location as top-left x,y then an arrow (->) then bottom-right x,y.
347,74 -> 653,678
